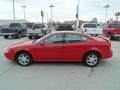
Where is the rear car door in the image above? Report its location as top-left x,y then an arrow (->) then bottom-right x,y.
63,33 -> 88,61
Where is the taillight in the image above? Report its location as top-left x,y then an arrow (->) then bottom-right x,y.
99,37 -> 111,49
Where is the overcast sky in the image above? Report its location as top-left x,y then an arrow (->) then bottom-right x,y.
0,0 -> 120,22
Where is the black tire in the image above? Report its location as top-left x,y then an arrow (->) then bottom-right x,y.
83,52 -> 100,67
16,52 -> 33,66
28,36 -> 32,39
108,33 -> 114,40
4,35 -> 9,39
16,33 -> 21,39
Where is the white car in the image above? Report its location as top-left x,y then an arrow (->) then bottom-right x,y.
80,23 -> 103,36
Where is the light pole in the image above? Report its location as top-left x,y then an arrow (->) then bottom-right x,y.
21,5 -> 27,22
49,4 -> 54,29
13,0 -> 15,23
76,0 -> 80,30
104,5 -> 110,23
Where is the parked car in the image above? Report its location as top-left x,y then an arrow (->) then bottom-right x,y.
103,21 -> 120,40
4,31 -> 113,67
56,24 -> 75,31
80,23 -> 103,36
0,25 -> 2,33
0,23 -> 27,39
25,23 -> 34,29
27,23 -> 51,39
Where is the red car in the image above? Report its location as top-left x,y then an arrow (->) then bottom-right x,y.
103,21 -> 120,40
5,31 -> 113,67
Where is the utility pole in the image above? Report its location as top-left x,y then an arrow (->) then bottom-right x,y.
104,5 -> 110,23
13,0 -> 15,23
76,0 -> 80,30
41,10 -> 44,24
21,5 -> 27,22
49,4 -> 54,29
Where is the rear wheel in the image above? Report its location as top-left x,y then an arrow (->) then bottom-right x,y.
4,35 -> 9,39
83,52 -> 100,67
108,33 -> 114,40
16,52 -> 33,66
16,33 -> 21,39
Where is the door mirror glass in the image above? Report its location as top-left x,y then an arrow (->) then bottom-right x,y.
39,41 -> 44,46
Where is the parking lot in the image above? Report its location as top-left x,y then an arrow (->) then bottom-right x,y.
0,36 -> 120,90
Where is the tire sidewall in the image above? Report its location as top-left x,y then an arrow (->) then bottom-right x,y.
84,52 -> 100,67
16,52 -> 32,66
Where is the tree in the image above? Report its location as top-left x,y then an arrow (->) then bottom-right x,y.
91,17 -> 97,23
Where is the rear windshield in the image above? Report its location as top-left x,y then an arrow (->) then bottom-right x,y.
9,23 -> 21,27
110,24 -> 120,28
33,24 -> 45,28
57,25 -> 73,31
84,24 -> 97,28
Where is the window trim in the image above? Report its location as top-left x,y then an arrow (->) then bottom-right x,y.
64,33 -> 87,44
43,34 -> 65,45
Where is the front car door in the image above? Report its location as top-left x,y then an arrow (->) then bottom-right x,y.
35,34 -> 64,61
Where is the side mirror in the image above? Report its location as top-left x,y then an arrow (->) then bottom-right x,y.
39,41 -> 44,46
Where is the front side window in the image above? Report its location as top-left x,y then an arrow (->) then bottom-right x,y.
44,34 -> 64,44
64,34 -> 87,43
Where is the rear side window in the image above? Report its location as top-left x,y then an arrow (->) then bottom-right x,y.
64,34 -> 87,43
83,24 -> 97,28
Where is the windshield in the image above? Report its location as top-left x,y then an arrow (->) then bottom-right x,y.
57,24 -> 73,30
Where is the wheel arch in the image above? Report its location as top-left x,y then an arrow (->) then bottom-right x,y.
82,50 -> 101,61
15,50 -> 33,60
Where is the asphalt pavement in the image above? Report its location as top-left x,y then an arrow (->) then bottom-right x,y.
0,36 -> 120,90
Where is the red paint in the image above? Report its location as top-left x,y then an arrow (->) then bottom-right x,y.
103,22 -> 120,38
5,31 -> 113,62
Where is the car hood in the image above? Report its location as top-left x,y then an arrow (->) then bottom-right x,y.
10,41 -> 33,49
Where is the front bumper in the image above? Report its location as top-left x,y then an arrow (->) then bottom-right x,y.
4,50 -> 15,60
0,33 -> 16,36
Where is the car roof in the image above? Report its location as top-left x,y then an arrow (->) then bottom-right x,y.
50,31 -> 94,39
51,31 -> 81,34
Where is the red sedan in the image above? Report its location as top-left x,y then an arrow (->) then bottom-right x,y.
5,31 -> 113,67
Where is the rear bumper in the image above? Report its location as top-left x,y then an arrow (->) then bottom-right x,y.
114,34 -> 120,38
102,49 -> 113,59
87,34 -> 103,37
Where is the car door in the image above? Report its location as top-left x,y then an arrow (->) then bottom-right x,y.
63,33 -> 88,61
35,34 -> 64,61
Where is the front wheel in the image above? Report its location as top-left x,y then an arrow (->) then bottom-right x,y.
83,52 -> 100,67
108,33 -> 114,40
16,52 -> 33,66
28,36 -> 32,39
4,35 -> 9,39
16,33 -> 21,39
